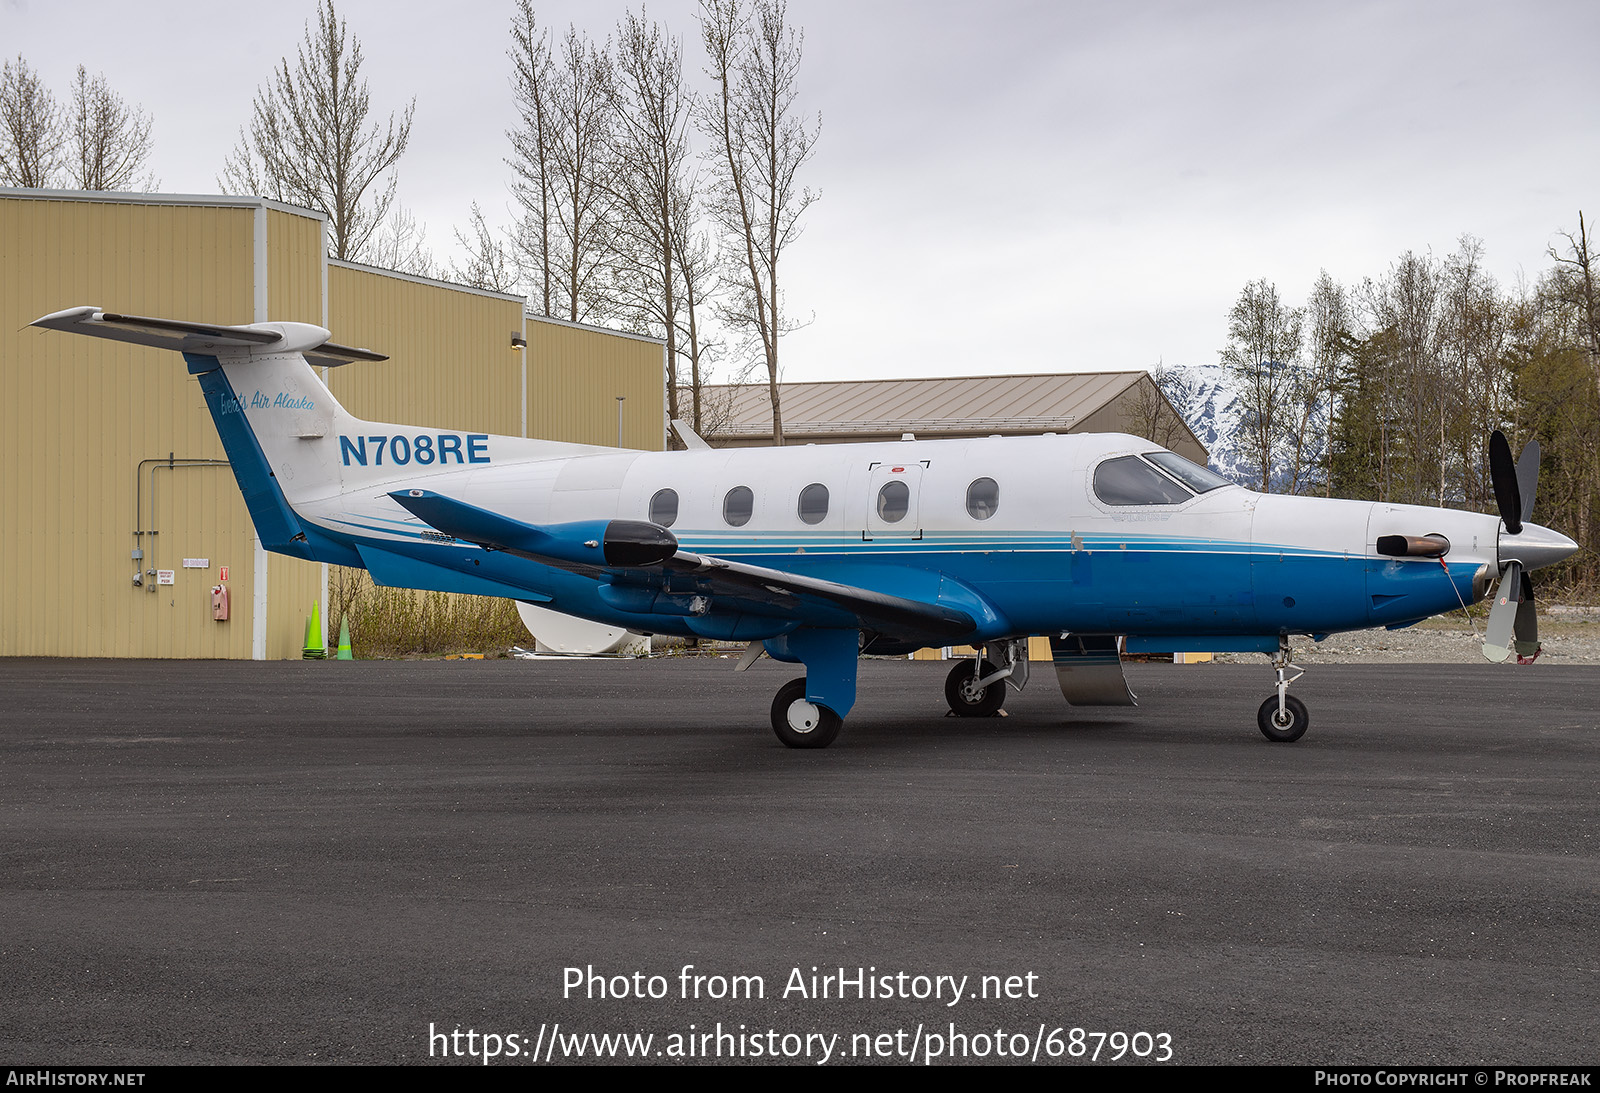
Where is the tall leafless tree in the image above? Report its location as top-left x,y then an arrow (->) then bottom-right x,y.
1222,279 -> 1304,492
1360,252 -> 1443,504
670,181 -> 724,436
364,201 -> 434,277
219,0 -> 414,262
607,10 -> 694,432
448,202 -> 519,293
0,55 -> 66,188
507,6 -> 616,324
68,66 -> 156,191
507,2 -> 558,316
1302,270 -> 1350,495
1127,362 -> 1192,451
699,0 -> 818,446
1549,211 -> 1600,404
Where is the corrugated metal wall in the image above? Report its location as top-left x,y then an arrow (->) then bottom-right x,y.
526,316 -> 666,449
2,194 -> 668,659
326,263 -> 524,436
1,195 -> 265,657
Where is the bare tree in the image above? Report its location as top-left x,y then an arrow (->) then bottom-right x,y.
0,55 -> 66,188
606,9 -> 698,434
1302,270 -> 1350,495
364,202 -> 434,277
699,0 -> 818,446
448,202 -> 519,293
671,182 -> 724,435
219,0 -> 414,262
1222,279 -> 1304,492
507,6 -> 616,324
68,66 -> 156,191
506,2 -> 558,316
1127,362 -> 1191,451
1360,252 -> 1443,504
1549,211 -> 1600,404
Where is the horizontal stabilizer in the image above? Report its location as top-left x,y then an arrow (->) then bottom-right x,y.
31,306 -> 386,364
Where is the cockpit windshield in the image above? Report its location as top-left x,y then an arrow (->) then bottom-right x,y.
1144,450 -> 1231,494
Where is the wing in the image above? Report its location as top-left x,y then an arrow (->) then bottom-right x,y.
389,489 -> 977,642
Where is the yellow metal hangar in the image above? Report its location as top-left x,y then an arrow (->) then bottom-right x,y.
0,188 -> 666,659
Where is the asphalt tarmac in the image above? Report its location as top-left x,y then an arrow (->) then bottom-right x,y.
2,656 -> 1596,1066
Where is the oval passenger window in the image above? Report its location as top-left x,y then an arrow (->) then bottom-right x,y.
649,488 -> 678,527
798,482 -> 829,525
876,480 -> 909,523
966,477 -> 999,520
723,485 -> 754,527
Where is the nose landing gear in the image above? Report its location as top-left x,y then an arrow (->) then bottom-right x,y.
1257,638 -> 1308,742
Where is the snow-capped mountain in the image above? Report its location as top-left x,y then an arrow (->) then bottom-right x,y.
1160,362 -> 1331,492
1159,362 -> 1250,484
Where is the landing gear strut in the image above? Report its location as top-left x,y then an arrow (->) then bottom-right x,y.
1257,638 -> 1308,742
762,629 -> 859,749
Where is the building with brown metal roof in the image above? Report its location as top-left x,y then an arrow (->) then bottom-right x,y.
701,370 -> 1206,464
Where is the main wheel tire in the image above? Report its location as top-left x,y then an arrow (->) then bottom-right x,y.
771,677 -> 843,749
1257,694 -> 1309,743
945,659 -> 1006,717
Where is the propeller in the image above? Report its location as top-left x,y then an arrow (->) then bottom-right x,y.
1483,431 -> 1546,663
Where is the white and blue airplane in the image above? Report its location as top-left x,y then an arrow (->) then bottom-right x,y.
33,306 -> 1579,748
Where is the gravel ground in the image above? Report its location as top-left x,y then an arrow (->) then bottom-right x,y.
1213,605 -> 1600,664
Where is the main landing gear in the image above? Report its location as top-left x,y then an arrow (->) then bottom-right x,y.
761,633 -> 1031,748
771,678 -> 843,749
1257,637 -> 1309,742
944,639 -> 1028,718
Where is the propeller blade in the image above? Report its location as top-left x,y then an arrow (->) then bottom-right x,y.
1482,559 -> 1523,663
1512,570 -> 1540,660
1488,431 -> 1523,535
1515,439 -> 1540,526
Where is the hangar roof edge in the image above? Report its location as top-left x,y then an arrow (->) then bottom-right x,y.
0,187 -> 327,221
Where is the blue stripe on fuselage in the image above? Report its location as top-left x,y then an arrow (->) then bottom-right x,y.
303,514 -> 1479,643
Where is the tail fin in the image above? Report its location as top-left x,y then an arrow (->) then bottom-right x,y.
31,307 -> 383,562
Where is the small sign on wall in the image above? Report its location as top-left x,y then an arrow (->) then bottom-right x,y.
156,570 -> 175,586
182,558 -> 209,569
219,566 -> 229,582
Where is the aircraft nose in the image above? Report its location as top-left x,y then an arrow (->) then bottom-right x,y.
1500,521 -> 1579,571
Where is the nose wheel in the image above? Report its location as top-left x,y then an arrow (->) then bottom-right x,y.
771,677 -> 843,749
1258,639 -> 1308,742
1257,693 -> 1308,742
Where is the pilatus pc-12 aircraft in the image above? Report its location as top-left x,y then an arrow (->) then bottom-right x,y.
34,306 -> 1579,748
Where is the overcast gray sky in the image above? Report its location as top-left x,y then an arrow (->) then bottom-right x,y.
6,0 -> 1597,382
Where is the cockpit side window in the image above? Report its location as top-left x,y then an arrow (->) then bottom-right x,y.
1093,455 -> 1193,506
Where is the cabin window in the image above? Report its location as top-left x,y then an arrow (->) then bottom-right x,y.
649,488 -> 679,527
1144,451 -> 1230,493
723,485 -> 755,526
876,480 -> 910,523
798,483 -> 829,525
1093,455 -> 1193,506
966,477 -> 999,520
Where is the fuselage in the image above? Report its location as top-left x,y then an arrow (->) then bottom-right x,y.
298,427 -> 1514,651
